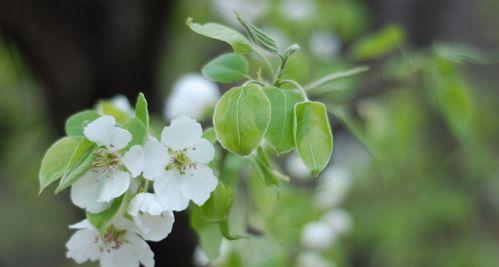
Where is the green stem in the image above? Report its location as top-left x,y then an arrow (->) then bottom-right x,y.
272,55 -> 287,85
304,66 -> 370,91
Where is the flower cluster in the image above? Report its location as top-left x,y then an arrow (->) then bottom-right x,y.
65,111 -> 217,267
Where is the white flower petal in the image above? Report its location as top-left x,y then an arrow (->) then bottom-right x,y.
107,127 -> 132,152
98,170 -> 130,203
127,232 -> 155,267
301,221 -> 336,250
134,211 -> 174,241
142,137 -> 170,180
84,115 -> 116,147
66,229 -> 101,264
122,145 -> 144,178
70,171 -> 111,213
100,244 -> 139,267
161,116 -> 202,150
187,138 -> 215,164
154,171 -> 189,211
179,165 -> 218,206
69,219 -> 93,230
128,193 -> 166,216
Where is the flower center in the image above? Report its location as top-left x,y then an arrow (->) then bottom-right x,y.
93,148 -> 122,169
99,225 -> 126,252
171,150 -> 195,174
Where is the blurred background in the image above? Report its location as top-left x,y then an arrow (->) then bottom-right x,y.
1,0 -> 499,267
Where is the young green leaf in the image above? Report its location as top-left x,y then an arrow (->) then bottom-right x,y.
213,84 -> 271,156
264,87 -> 304,154
202,53 -> 249,83
195,182 -> 234,223
236,13 -> 278,54
351,25 -> 405,60
65,110 -> 100,137
124,117 -> 147,149
293,102 -> 333,177
190,209 -> 224,260
87,195 -> 125,234
218,218 -> 245,240
202,127 -> 217,144
252,147 -> 288,186
39,136 -> 81,193
97,101 -> 130,125
187,18 -> 253,54
135,93 -> 149,129
57,138 -> 98,192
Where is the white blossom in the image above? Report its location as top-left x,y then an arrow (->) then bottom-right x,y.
286,152 -> 310,180
315,167 -> 352,209
164,74 -> 220,121
66,218 -> 154,267
110,95 -> 133,115
301,209 -> 352,251
280,0 -> 315,22
308,31 -> 341,60
128,192 -> 175,242
154,116 -> 218,211
212,0 -> 268,25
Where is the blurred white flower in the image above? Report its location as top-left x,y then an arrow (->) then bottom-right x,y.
301,209 -> 352,251
296,251 -> 333,267
315,166 -> 352,209
280,0 -> 316,22
164,74 -> 220,121
154,116 -> 218,211
308,31 -> 341,60
212,0 -> 268,25
110,95 -> 133,115
66,218 -> 154,267
286,152 -> 310,180
128,192 -> 175,242
193,246 -> 210,267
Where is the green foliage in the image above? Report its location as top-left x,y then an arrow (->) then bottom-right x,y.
264,87 -> 304,154
351,25 -> 405,60
97,101 -> 130,125
39,136 -> 81,193
187,18 -> 253,54
190,208 -> 224,260
65,110 -> 100,137
195,182 -> 234,222
252,147 -> 285,186
124,117 -> 147,149
202,53 -> 249,83
134,93 -> 149,129
236,13 -> 279,54
87,195 -> 125,234
56,138 -> 97,192
293,101 -> 333,176
213,84 -> 271,156
202,127 -> 217,144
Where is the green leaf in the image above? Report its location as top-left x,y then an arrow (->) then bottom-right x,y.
39,136 -> 81,193
124,117 -> 147,149
213,84 -> 271,156
57,138 -> 98,192
293,102 -> 333,177
97,101 -> 130,125
351,25 -> 405,60
252,147 -> 288,186
195,183 -> 234,223
135,93 -> 149,129
202,53 -> 249,83
202,127 -> 217,144
236,13 -> 279,54
65,110 -> 100,137
187,18 -> 253,54
264,87 -> 304,154
218,218 -> 245,240
87,195 -> 125,234
190,209 -> 223,260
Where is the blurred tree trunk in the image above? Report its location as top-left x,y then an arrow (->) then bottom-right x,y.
0,1 -> 197,266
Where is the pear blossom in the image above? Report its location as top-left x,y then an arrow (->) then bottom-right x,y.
70,115 -> 136,213
154,116 -> 218,211
128,192 -> 175,241
308,32 -> 341,60
301,209 -> 352,251
66,218 -> 154,267
212,0 -> 268,25
280,0 -> 315,22
109,95 -> 133,115
315,167 -> 352,209
122,137 -> 170,180
164,74 -> 220,121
